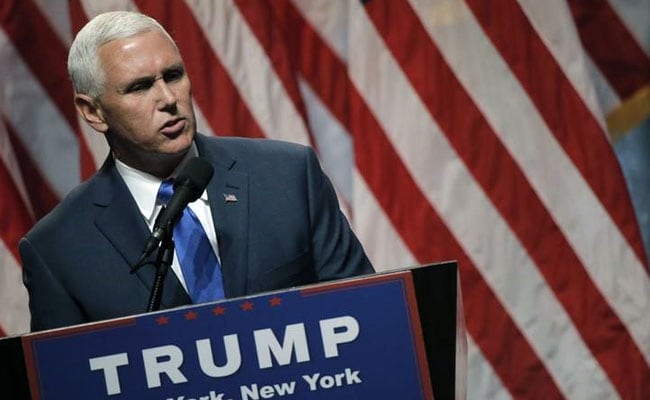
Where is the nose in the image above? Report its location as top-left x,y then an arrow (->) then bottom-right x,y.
156,80 -> 177,110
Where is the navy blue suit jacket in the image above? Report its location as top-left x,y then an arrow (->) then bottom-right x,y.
20,134 -> 373,331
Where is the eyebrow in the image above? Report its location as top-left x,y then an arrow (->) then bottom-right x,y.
118,63 -> 186,94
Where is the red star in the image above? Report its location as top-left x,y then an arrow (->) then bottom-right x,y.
212,306 -> 227,316
240,301 -> 254,311
184,310 -> 198,320
269,296 -> 282,307
156,316 -> 169,325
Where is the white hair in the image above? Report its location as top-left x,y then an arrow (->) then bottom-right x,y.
67,11 -> 177,98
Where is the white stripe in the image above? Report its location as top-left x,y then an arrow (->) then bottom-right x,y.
0,244 -> 29,336
466,337 -> 511,400
517,0 -> 609,132
0,120 -> 34,219
607,0 -> 650,55
185,0 -> 311,147
353,171 -> 416,272
0,29 -> 80,198
298,76 -> 353,205
416,0 -> 650,367
583,53 -> 623,116
291,0 -> 349,63
344,2 -> 619,398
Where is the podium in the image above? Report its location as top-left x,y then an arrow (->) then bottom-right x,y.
0,262 -> 466,399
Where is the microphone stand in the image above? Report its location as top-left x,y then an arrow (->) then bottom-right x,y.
131,205 -> 175,313
146,225 -> 175,312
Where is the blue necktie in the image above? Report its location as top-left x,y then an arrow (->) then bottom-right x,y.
157,180 -> 224,303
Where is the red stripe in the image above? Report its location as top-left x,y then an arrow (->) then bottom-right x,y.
134,1 -> 266,139
68,0 -> 89,36
273,2 -> 563,397
364,1 -> 650,397
0,0 -> 96,179
0,159 -> 35,262
465,0 -> 648,268
568,0 -> 650,99
234,0 -> 315,147
3,118 -> 59,219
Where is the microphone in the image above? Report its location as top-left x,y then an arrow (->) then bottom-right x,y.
133,157 -> 214,270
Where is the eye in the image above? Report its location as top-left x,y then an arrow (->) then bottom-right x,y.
163,68 -> 185,83
126,79 -> 154,93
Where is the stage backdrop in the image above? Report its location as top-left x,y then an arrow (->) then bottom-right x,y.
1,1 -> 650,399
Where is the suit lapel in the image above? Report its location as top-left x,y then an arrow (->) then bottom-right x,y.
196,135 -> 250,297
92,158 -> 191,308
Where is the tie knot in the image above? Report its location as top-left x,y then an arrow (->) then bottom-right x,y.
157,180 -> 175,204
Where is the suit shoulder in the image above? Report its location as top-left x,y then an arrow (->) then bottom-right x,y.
203,135 -> 312,159
23,172 -> 106,241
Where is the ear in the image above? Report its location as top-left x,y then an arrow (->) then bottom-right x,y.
74,94 -> 108,133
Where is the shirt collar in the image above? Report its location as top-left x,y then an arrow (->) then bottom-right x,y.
114,143 -> 206,223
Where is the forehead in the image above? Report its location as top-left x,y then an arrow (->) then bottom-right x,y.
98,30 -> 182,83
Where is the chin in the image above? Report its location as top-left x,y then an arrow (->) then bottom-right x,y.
165,145 -> 192,158
166,133 -> 194,153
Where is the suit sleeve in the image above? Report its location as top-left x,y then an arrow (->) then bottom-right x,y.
303,147 -> 375,280
20,237 -> 86,331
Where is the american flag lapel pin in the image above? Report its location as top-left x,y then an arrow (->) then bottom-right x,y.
223,193 -> 238,203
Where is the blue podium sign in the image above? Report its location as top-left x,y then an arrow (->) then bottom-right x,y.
23,272 -> 434,399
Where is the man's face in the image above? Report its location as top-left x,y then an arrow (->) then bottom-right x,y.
93,29 -> 196,173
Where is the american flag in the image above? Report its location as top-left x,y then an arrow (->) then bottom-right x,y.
2,1 -> 650,398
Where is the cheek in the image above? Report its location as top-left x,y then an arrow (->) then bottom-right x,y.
121,100 -> 151,121
175,81 -> 193,104
105,104 -> 153,135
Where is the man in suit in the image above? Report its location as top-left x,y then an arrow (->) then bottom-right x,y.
20,11 -> 373,331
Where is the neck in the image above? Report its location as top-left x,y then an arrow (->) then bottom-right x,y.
113,151 -> 187,179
